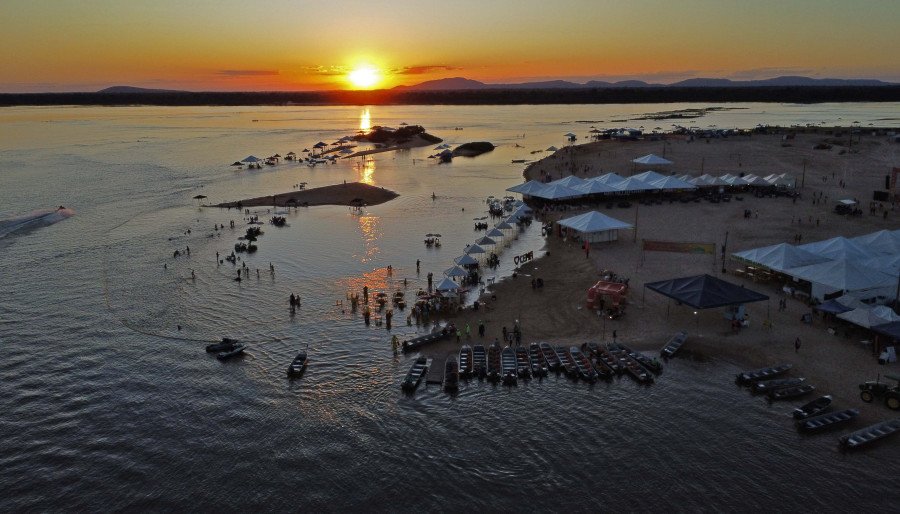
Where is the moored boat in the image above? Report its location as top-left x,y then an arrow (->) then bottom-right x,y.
539,342 -> 561,371
515,346 -> 531,379
554,346 -> 578,378
501,346 -> 518,385
585,343 -> 613,379
752,377 -> 804,394
839,418 -> 900,450
736,364 -> 793,385
459,345 -> 473,377
590,343 -> 622,374
472,345 -> 487,378
529,343 -> 548,377
216,344 -> 246,361
206,337 -> 240,353
443,356 -> 460,392
660,331 -> 688,358
287,347 -> 308,376
615,343 -> 662,374
401,356 -> 428,391
768,383 -> 815,401
487,343 -> 501,382
798,408 -> 859,433
570,346 -> 598,382
793,395 -> 833,420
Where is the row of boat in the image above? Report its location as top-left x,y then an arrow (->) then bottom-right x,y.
738,363 -> 900,450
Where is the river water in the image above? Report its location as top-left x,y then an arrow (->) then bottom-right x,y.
1,103 -> 898,511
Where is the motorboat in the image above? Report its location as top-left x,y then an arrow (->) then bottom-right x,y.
287,347 -> 308,376
539,342 -> 560,371
797,409 -> 859,433
459,345 -> 473,377
752,377 -> 804,394
206,338 -> 241,353
529,343 -> 548,378
401,357 -> 428,391
216,344 -> 246,361
443,356 -> 459,392
660,331 -> 688,358
570,346 -> 598,382
472,345 -> 486,378
839,418 -> 900,450
768,384 -> 815,401
792,395 -> 832,420
515,346 -> 531,379
501,346 -> 518,385
736,364 -> 793,385
487,342 -> 501,382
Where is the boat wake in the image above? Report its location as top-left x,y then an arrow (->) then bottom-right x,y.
0,207 -> 75,239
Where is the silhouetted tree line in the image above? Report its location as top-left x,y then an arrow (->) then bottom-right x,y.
2,86 -> 899,107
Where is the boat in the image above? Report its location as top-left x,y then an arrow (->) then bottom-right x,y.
736,364 -> 793,385
515,346 -> 531,378
608,345 -> 652,383
401,323 -> 456,353
401,356 -> 428,391
554,346 -> 578,378
585,343 -> 613,378
472,345 -> 487,378
206,337 -> 240,353
501,346 -> 518,385
590,343 -> 621,374
487,342 -> 501,382
839,418 -> 900,450
797,409 -> 859,433
570,346 -> 598,382
529,343 -> 548,378
443,356 -> 459,392
614,343 -> 662,374
539,342 -> 561,371
660,331 -> 688,358
752,377 -> 804,394
793,395 -> 833,420
459,345 -> 473,377
287,347 -> 308,376
216,344 -> 246,361
768,384 -> 815,401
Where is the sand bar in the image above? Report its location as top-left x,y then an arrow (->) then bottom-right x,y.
214,182 -> 398,208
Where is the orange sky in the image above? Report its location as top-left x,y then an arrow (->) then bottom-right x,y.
1,0 -> 898,92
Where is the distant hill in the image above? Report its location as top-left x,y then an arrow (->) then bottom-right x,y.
399,76 -> 895,91
98,86 -> 186,94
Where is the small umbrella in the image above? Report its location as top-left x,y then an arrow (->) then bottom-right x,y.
231,161 -> 243,166
546,146 -> 558,152
465,244 -> 486,254
433,234 -> 442,238
565,132 -> 576,138
241,155 -> 261,163
454,254 -> 478,266
425,233 -> 434,237
302,149 -> 310,153
273,153 -> 281,158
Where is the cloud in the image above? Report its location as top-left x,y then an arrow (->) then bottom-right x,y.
217,70 -> 280,77
392,65 -> 462,75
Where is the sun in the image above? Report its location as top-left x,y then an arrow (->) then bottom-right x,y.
347,66 -> 381,89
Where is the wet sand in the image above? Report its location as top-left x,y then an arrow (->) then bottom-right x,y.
214,182 -> 398,208
411,130 -> 899,421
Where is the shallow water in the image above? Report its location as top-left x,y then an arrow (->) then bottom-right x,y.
1,103 -> 898,511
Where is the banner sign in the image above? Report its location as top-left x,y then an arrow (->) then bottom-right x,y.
642,239 -> 716,255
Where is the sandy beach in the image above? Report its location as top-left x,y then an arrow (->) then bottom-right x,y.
345,133 -> 438,158
214,181 -> 398,208
414,130 -> 899,421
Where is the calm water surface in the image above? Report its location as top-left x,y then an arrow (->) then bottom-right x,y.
1,103 -> 898,511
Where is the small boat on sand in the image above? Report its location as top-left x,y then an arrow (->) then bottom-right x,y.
501,346 -> 518,385
487,343 -> 502,382
570,346 -> 598,382
589,343 -> 621,374
793,395 -> 832,420
752,377 -> 804,394
443,356 -> 459,392
515,346 -> 531,378
459,345 -> 473,377
839,418 -> 900,450
660,331 -> 688,358
206,337 -> 241,353
585,343 -> 613,379
472,345 -> 486,378
287,347 -> 308,376
539,342 -> 561,371
798,409 -> 859,433
768,384 -> 815,401
216,344 -> 246,361
529,343 -> 548,377
554,346 -> 578,378
736,364 -> 793,385
614,343 -> 662,374
401,357 -> 428,391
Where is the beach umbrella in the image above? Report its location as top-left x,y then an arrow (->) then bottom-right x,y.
546,146 -> 558,152
496,222 -> 513,230
273,154 -> 281,158
193,194 -> 207,200
465,244 -> 487,255
475,236 -> 497,246
565,132 -> 577,138
433,234 -> 442,238
230,161 -> 243,166
340,148 -> 353,155
487,228 -> 504,238
435,277 -> 460,292
454,254 -> 478,266
241,155 -> 261,163
425,233 -> 434,237
632,154 -> 673,166
444,265 -> 468,278
302,149 -> 310,153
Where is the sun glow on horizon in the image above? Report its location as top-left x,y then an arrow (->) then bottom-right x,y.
347,65 -> 381,89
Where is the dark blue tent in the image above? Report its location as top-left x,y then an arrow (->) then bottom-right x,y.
645,274 -> 769,309
814,299 -> 855,315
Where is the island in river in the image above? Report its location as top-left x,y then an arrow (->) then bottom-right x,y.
214,182 -> 398,208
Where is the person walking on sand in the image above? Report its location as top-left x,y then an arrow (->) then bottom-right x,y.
465,323 -> 471,339
795,337 -> 801,353
456,328 -> 461,344
478,320 -> 485,337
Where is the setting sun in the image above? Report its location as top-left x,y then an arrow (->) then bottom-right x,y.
347,66 -> 381,89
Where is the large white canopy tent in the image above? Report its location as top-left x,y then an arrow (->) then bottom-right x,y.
529,183 -> 582,200
631,170 -> 669,184
733,242 -> 830,273
632,154 -> 673,166
851,229 -> 900,256
787,259 -> 895,300
435,277 -> 461,292
594,173 -> 627,186
614,177 -> 661,193
454,254 -> 478,266
444,265 -> 468,278
557,211 -> 633,243
574,180 -> 619,195
506,180 -> 547,195
550,175 -> 588,188
797,236 -> 876,261
837,305 -> 900,328
650,176 -> 697,191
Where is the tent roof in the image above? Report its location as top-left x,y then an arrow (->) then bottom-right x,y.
732,242 -> 830,273
871,320 -> 900,340
594,173 -> 627,186
465,244 -> 486,254
435,277 -> 460,291
797,236 -> 875,261
558,211 -> 632,233
814,299 -> 855,314
651,176 -> 697,190
631,170 -> 668,184
486,228 -> 505,237
574,180 -> 619,195
861,254 -> 900,274
837,306 -> 900,329
506,180 -> 547,195
454,254 -> 478,265
852,229 -> 900,256
550,175 -> 588,187
615,177 -> 661,192
644,274 -> 769,309
632,154 -> 673,165
530,183 -> 582,200
444,265 -> 468,278
744,176 -> 772,186
787,259 -> 895,292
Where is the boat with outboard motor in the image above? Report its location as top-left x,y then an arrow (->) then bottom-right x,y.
554,346 -> 578,378
539,342 -> 561,371
736,364 -> 793,385
768,384 -> 815,401
473,345 -> 486,378
401,356 -> 428,391
459,345 -> 473,377
443,356 -> 459,392
501,346 -> 518,385
487,342 -> 502,382
839,418 -> 900,450
570,346 -> 598,382
529,343 -> 548,378
287,346 -> 308,377
752,377 -> 804,394
797,409 -> 859,433
661,331 -> 688,358
515,346 -> 531,379
216,344 -> 246,361
206,337 -> 241,353
793,395 -> 832,420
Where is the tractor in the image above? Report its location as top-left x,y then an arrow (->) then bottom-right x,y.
858,373 -> 900,410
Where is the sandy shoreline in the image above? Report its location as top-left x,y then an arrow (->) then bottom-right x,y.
345,134 -> 437,159
407,131 -> 898,422
214,182 -> 398,208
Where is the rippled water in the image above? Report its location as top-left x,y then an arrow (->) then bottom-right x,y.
1,103 -> 898,511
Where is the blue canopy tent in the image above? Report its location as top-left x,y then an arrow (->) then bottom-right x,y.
644,274 -> 769,309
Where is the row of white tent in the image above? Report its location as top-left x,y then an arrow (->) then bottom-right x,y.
732,229 -> 900,302
507,171 -> 795,200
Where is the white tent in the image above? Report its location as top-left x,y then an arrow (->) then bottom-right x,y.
444,265 -> 469,278
837,306 -> 900,328
594,173 -> 627,186
506,180 -> 547,195
861,254 -> 900,274
550,175 -> 588,188
454,254 -> 478,266
558,211 -> 633,243
529,183 -> 582,200
852,229 -> 900,256
435,277 -> 461,292
690,174 -> 715,186
650,176 -> 697,191
574,180 -> 618,195
798,236 -> 875,261
677,174 -> 695,182
787,259 -> 895,300
510,205 -> 532,218
614,177 -> 661,193
632,170 -> 668,184
743,176 -> 772,186
724,176 -> 750,186
632,154 -> 673,166
733,242 -> 830,273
